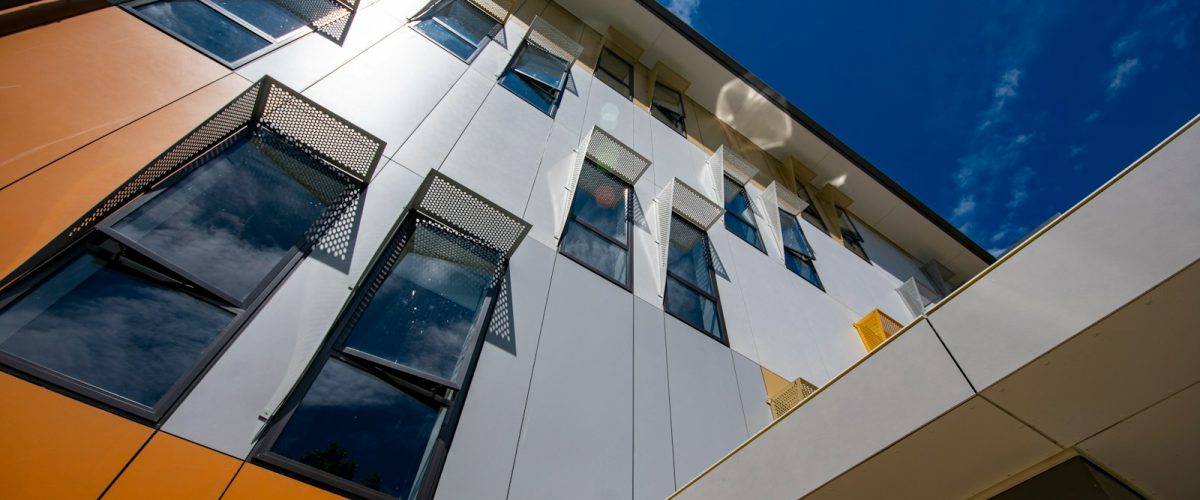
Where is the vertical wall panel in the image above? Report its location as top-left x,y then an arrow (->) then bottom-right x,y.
392,70 -> 496,178
507,255 -> 634,500
649,119 -> 709,194
633,298 -> 675,500
732,352 -> 772,434
104,433 -> 240,500
0,373 -> 152,499
522,124 -> 588,249
581,77 -> 640,146
435,240 -> 557,500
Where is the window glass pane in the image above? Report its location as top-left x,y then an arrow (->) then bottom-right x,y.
414,19 -> 477,60
343,223 -> 496,383
433,0 -> 495,45
210,0 -> 306,38
666,216 -> 714,294
269,357 -> 441,498
512,45 -> 570,90
652,83 -> 684,115
785,252 -> 823,289
499,69 -> 557,114
722,177 -> 755,222
794,188 -> 828,233
560,220 -> 628,286
595,49 -> 632,98
724,212 -> 763,250
665,278 -> 723,340
112,132 -> 344,303
570,161 -> 629,244
778,209 -> 813,256
136,0 -> 269,63
838,208 -> 871,261
0,252 -> 233,408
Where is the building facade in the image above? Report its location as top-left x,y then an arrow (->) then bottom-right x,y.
1,0 -> 1192,499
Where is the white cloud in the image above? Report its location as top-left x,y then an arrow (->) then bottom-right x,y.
988,247 -> 1008,257
1084,111 -> 1102,124
664,0 -> 701,24
1106,57 -> 1140,99
1006,166 -> 1035,209
952,196 -> 977,219
1112,31 -> 1142,56
1069,145 -> 1086,157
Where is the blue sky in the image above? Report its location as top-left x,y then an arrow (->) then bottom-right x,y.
660,0 -> 1200,254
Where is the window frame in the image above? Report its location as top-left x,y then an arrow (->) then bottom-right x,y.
594,47 -> 634,100
837,207 -> 872,263
557,159 -> 634,291
123,0 -> 313,68
411,0 -> 503,63
251,212 -> 507,500
0,130 -> 344,424
722,175 -> 767,254
499,39 -> 572,116
777,208 -> 824,291
663,214 -> 728,345
650,81 -> 687,136
794,186 -> 829,235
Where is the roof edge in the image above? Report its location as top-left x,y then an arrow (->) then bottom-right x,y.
633,0 -> 996,264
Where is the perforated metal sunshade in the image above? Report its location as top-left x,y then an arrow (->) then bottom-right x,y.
654,178 -> 723,295
556,126 -> 651,239
271,0 -> 362,44
760,181 -> 810,258
409,172 -> 532,265
708,145 -> 759,203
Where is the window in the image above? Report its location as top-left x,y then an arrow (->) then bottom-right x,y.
794,187 -> 829,234
722,176 -> 765,253
838,207 -> 871,262
594,47 -> 634,99
651,82 -> 686,135
664,215 -> 725,342
559,159 -> 633,289
254,215 -> 505,499
127,0 -> 309,67
0,129 -> 353,420
413,0 -> 501,61
500,41 -> 573,115
778,209 -> 824,290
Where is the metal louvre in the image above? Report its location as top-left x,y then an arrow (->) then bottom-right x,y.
409,172 -> 532,266
466,0 -> 514,23
760,181 -> 810,258
655,178 -> 723,295
0,76 -> 385,291
709,145 -> 759,202
896,276 -> 943,318
556,126 -> 650,239
525,16 -> 583,67
270,0 -> 360,44
767,377 -> 818,420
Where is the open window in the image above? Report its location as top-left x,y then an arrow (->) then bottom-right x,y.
650,81 -> 686,135
125,0 -> 361,67
794,186 -> 829,235
499,17 -> 582,115
412,0 -> 510,61
655,178 -> 726,343
837,207 -> 871,263
252,172 -> 530,500
0,77 -> 384,422
761,182 -> 823,290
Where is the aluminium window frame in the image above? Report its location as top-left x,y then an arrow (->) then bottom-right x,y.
499,39 -> 572,116
650,81 -> 687,136
837,207 -> 872,263
722,174 -> 767,254
794,186 -> 829,235
777,208 -> 824,291
663,214 -> 729,345
557,159 -> 635,292
410,0 -> 503,63
0,128 -> 344,425
122,0 -> 313,69
594,46 -> 634,100
251,209 -> 507,500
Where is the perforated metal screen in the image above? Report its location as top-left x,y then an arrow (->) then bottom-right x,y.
272,0 -> 359,44
466,0 -> 514,22
708,145 -> 759,203
557,127 -> 649,239
526,16 -> 583,66
0,76 -> 385,290
767,377 -> 818,419
410,172 -> 531,264
654,178 -> 723,295
760,181 -> 810,258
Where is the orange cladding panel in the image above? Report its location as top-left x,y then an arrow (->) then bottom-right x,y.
0,73 -> 251,280
223,465 -> 347,500
0,7 -> 230,190
0,372 -> 152,499
104,433 -> 241,500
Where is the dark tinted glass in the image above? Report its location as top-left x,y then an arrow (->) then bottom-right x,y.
210,0 -> 307,38
570,162 -> 629,244
112,133 -> 342,303
794,187 -> 828,233
723,177 -> 755,221
785,252 -> 823,290
666,217 -> 714,294
512,45 -> 569,89
432,0 -> 495,45
651,82 -> 686,134
414,19 -> 477,60
838,208 -> 871,262
343,223 -> 495,383
665,278 -> 723,341
0,252 -> 233,408
779,209 -> 813,256
560,220 -> 628,285
500,69 -> 557,114
270,357 -> 441,498
724,212 -> 763,251
595,48 -> 632,98
136,0 -> 269,63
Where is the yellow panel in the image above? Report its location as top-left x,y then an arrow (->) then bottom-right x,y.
0,7 -> 230,189
766,377 -> 819,420
0,372 -> 152,499
760,366 -> 791,400
854,309 -> 904,352
0,73 -> 251,280
104,433 -> 240,500
223,465 -> 347,500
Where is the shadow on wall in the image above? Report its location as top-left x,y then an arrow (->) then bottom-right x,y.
486,270 -> 517,355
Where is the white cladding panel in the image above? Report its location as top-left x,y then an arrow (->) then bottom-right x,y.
392,69 -> 496,177
633,297 -> 677,500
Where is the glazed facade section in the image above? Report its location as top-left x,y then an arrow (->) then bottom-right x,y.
0,1 -> 988,499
